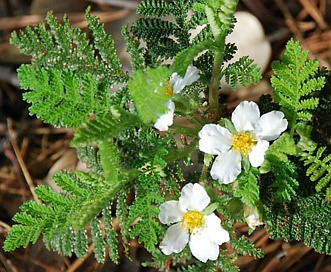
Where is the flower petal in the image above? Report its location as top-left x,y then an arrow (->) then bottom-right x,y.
160,222 -> 189,255
182,65 -> 200,86
179,183 -> 210,211
198,124 -> 232,155
232,101 -> 260,131
254,110 -> 288,141
210,151 -> 242,184
159,200 -> 185,224
154,100 -> 175,131
203,213 -> 230,245
170,65 -> 200,94
249,140 -> 269,167
244,205 -> 263,230
189,231 -> 219,262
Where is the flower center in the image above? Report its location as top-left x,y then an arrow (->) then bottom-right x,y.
182,210 -> 205,233
232,131 -> 255,155
165,80 -> 174,97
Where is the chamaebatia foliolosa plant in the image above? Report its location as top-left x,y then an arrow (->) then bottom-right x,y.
4,0 -> 331,271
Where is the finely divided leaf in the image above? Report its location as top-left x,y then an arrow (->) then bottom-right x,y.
271,39 -> 326,124
128,66 -> 171,124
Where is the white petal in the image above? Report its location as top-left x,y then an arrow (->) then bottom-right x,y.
160,222 -> 189,255
231,101 -> 260,131
244,205 -> 263,230
182,65 -> 200,86
159,200 -> 185,224
203,214 -> 230,245
189,231 -> 219,262
249,140 -> 269,167
210,151 -> 242,184
254,110 -> 288,141
198,124 -> 232,155
169,73 -> 183,94
170,65 -> 200,94
179,183 -> 210,211
154,100 -> 175,131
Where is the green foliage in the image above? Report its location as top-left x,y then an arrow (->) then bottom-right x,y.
234,169 -> 260,207
103,206 -> 120,264
271,39 -> 325,125
261,133 -> 299,202
223,56 -> 262,90
231,236 -> 264,258
19,67 -> 111,127
172,39 -> 216,77
264,192 -> 331,255
295,123 -> 317,153
303,146 -> 331,201
128,66 -> 171,124
137,0 -> 178,17
4,170 -> 123,260
5,0 -> 331,269
129,171 -> 164,253
265,133 -> 297,162
10,9 -> 128,127
115,189 -> 132,254
214,251 -> 239,272
11,9 -> 125,83
201,0 -> 238,37
269,158 -> 299,202
73,229 -> 89,258
90,217 -> 106,262
122,25 -> 146,72
71,106 -> 141,147
132,0 -> 206,65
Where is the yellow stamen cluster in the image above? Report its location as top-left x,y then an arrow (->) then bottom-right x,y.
165,80 -> 174,97
182,210 -> 205,233
232,132 -> 255,155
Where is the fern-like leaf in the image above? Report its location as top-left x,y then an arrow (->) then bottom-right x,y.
271,39 -> 325,125
132,0 -> 204,64
10,10 -> 128,128
234,169 -> 260,207
71,106 -> 141,147
172,39 -> 216,77
303,146 -> 331,201
231,236 -> 264,258
73,229 -> 89,258
264,192 -> 331,254
4,169 -> 126,259
90,217 -> 106,262
128,66 -> 171,124
4,225 -> 37,251
103,206 -> 119,264
122,25 -> 146,72
261,133 -> 299,202
270,159 -> 299,202
129,169 -> 165,253
223,56 -> 262,90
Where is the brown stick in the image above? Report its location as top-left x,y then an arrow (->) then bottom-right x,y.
65,244 -> 94,272
7,118 -> 40,203
299,0 -> 328,29
0,10 -> 129,31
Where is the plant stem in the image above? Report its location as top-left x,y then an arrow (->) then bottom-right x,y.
199,162 -> 210,183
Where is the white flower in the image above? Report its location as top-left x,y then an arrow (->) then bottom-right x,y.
199,101 -> 288,184
244,205 -> 263,230
159,183 -> 230,263
154,65 -> 199,131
